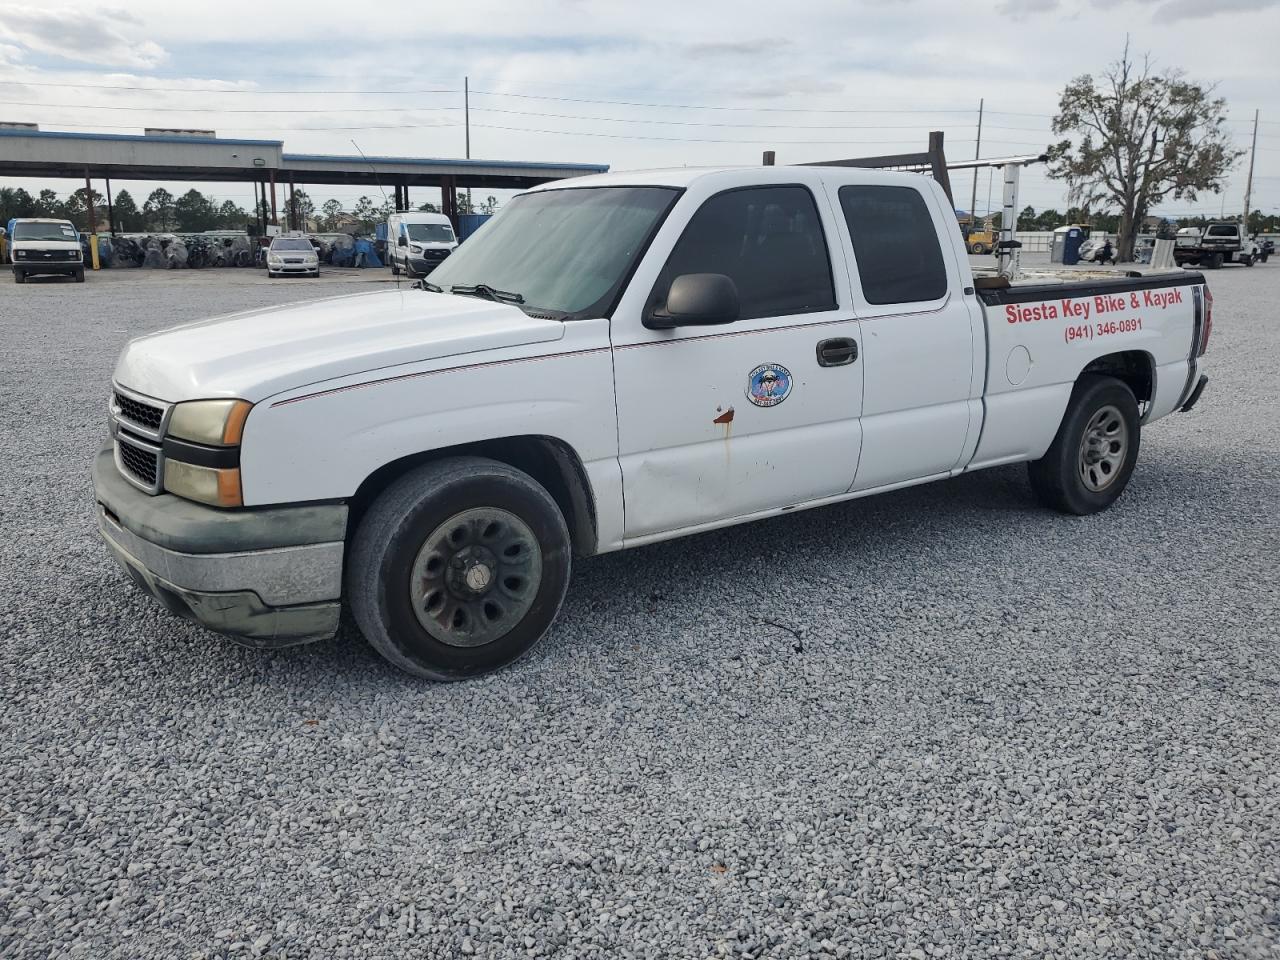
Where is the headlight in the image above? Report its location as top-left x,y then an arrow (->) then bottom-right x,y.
410,244 -> 423,255
168,398 -> 252,446
14,251 -> 26,259
268,254 -> 282,264
164,460 -> 242,508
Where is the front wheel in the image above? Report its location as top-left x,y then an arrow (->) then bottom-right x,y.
1027,375 -> 1140,515
13,271 -> 24,284
74,267 -> 85,283
347,457 -> 572,680
1242,254 -> 1255,267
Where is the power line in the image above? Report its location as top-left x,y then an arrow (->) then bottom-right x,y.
0,79 -> 459,95
470,89 -> 974,115
0,99 -> 460,114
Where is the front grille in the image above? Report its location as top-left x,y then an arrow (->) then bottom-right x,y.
117,435 -> 159,489
28,249 -> 77,261
113,391 -> 163,431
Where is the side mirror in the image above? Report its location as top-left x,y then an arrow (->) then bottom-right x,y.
645,273 -> 740,330
397,236 -> 408,247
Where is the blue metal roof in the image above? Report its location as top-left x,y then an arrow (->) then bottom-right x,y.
282,153 -> 608,172
0,128 -> 283,147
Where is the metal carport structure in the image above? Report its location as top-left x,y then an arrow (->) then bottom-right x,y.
0,128 -> 609,233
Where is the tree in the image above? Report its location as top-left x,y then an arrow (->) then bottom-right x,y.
351,195 -> 377,231
112,189 -> 144,231
480,195 -> 498,215
35,189 -> 66,219
143,188 -> 177,231
216,200 -> 249,230
1048,41 -> 1239,261
65,187 -> 104,231
320,199 -> 344,231
416,201 -> 439,214
0,186 -> 37,224
174,189 -> 219,231
290,189 -> 316,229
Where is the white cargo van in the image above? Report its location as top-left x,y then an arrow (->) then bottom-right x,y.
386,211 -> 456,277
10,218 -> 84,283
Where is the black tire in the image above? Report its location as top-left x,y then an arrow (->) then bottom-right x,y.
347,457 -> 572,680
1208,253 -> 1224,269
13,271 -> 24,284
970,242 -> 988,256
74,267 -> 85,283
1027,375 -> 1141,516
391,259 -> 401,276
1242,254 -> 1254,267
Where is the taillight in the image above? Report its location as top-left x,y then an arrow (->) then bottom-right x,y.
1199,285 -> 1212,356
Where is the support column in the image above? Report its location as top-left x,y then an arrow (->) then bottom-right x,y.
288,177 -> 296,231
269,170 -> 278,227
441,176 -> 459,233
404,182 -> 410,210
84,168 -> 94,234
105,176 -> 115,235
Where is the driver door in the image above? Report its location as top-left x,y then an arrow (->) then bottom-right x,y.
611,180 -> 864,541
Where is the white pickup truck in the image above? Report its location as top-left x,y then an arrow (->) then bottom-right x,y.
94,167 -> 1212,679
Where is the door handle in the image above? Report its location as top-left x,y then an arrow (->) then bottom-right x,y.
816,337 -> 858,367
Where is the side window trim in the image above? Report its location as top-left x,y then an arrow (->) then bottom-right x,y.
647,182 -> 839,324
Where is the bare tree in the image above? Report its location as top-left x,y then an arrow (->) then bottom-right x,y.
1048,41 -> 1239,261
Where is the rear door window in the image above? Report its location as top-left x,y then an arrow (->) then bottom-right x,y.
838,185 -> 948,305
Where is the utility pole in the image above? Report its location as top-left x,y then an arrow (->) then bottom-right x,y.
969,98 -> 984,223
1242,109 -> 1259,232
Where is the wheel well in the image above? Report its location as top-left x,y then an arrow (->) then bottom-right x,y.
346,436 -> 599,556
1079,351 -> 1154,405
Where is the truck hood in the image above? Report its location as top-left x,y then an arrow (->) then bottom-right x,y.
113,289 -> 566,403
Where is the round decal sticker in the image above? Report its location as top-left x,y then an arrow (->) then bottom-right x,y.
747,363 -> 792,407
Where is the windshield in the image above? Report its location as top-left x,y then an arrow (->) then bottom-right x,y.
406,223 -> 454,243
271,238 -> 313,251
14,222 -> 77,242
1206,225 -> 1237,237
426,186 -> 679,318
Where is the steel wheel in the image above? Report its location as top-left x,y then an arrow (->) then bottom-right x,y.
409,507 -> 543,648
1078,404 -> 1128,492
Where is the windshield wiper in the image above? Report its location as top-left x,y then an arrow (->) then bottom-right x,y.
450,283 -> 525,304
415,279 -> 444,292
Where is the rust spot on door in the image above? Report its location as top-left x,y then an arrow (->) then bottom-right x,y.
713,407 -> 735,425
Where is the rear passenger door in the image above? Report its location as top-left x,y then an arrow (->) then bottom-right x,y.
832,181 -> 984,491
612,181 -> 865,540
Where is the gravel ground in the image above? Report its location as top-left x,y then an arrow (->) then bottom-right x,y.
1,265 -> 1278,959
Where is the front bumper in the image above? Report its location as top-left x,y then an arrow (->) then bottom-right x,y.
14,262 -> 79,276
93,447 -> 347,648
406,253 -> 450,276
268,262 -> 319,274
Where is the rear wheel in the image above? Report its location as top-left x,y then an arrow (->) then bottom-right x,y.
347,457 -> 572,680
1208,252 -> 1224,269
970,242 -> 988,255
1027,375 -> 1140,515
1242,254 -> 1255,267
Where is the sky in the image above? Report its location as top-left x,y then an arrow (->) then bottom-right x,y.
1,0 -> 1277,222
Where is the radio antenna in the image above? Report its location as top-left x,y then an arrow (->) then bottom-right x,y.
350,139 -> 390,206
350,138 -> 399,284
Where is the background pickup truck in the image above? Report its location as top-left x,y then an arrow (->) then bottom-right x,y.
94,167 -> 1212,680
1174,221 -> 1262,269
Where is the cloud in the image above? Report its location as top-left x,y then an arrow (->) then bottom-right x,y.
1156,0 -> 1278,19
0,8 -> 168,68
998,0 -> 1277,18
686,38 -> 792,57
